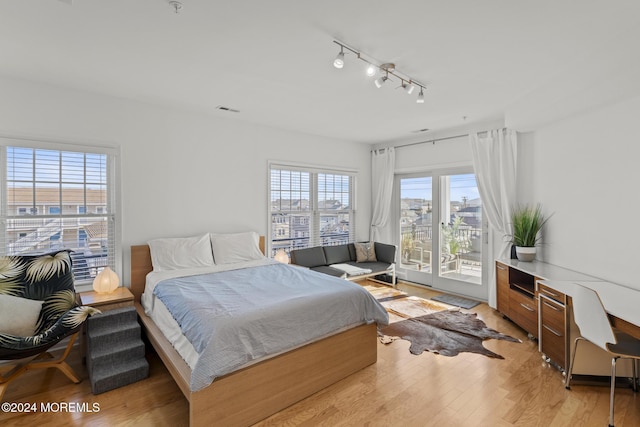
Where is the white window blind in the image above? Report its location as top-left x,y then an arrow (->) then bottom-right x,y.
269,164 -> 355,256
1,140 -> 118,286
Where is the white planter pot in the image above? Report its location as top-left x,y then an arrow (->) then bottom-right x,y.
515,246 -> 536,262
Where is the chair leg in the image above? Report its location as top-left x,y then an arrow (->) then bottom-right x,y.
633,359 -> 638,393
565,337 -> 583,389
26,333 -> 81,383
610,357 -> 618,427
0,356 -> 39,402
0,333 -> 81,401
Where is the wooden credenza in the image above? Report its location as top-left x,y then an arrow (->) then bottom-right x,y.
496,259 -> 640,378
495,261 -> 539,338
496,259 -> 589,372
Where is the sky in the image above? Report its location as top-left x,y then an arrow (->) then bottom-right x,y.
400,173 -> 480,204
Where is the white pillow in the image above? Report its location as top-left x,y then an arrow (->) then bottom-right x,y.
148,234 -> 215,272
0,294 -> 44,337
210,232 -> 264,264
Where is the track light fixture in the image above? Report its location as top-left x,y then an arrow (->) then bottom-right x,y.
366,64 -> 377,77
402,81 -> 415,95
333,46 -> 345,69
374,74 -> 388,88
332,40 -> 426,104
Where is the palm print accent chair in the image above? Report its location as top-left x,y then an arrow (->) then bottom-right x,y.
0,250 -> 100,401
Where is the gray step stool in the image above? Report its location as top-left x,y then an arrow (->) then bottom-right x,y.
86,306 -> 149,394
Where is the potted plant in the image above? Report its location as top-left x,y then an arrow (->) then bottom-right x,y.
510,203 -> 548,261
441,216 -> 468,256
401,232 -> 415,262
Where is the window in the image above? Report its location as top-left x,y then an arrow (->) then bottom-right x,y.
0,138 -> 120,287
269,164 -> 355,257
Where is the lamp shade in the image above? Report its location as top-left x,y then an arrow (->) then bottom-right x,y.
274,249 -> 289,264
366,64 -> 376,77
93,266 -> 120,294
404,83 -> 415,94
374,75 -> 388,88
333,51 -> 345,69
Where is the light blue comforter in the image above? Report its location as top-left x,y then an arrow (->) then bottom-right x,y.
153,262 -> 388,391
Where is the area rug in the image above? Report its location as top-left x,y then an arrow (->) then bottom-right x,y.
363,285 -> 452,322
431,294 -> 480,309
378,310 -> 520,358
364,284 -> 520,358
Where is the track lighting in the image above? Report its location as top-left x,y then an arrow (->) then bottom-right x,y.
366,64 -> 376,77
332,40 -> 426,104
333,47 -> 345,69
374,75 -> 388,88
403,81 -> 415,95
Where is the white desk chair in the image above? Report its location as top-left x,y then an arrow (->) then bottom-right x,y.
565,284 -> 640,427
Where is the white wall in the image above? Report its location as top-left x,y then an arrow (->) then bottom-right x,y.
0,76 -> 372,283
518,95 -> 640,290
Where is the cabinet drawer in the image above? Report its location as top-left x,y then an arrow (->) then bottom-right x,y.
510,290 -> 537,337
541,321 -> 566,368
540,296 -> 565,330
539,294 -> 567,369
538,283 -> 565,304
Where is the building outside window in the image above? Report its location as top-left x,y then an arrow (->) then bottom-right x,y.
0,138 -> 120,287
269,164 -> 355,257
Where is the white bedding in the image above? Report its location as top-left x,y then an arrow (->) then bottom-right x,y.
141,259 -> 388,391
141,258 -> 275,369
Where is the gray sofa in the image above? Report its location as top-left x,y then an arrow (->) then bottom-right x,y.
290,242 -> 396,285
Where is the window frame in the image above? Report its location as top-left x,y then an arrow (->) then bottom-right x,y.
268,162 -> 356,257
0,136 -> 121,291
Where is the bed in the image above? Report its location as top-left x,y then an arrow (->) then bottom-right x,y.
129,232 -> 388,427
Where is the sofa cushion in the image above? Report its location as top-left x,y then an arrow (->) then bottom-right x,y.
310,265 -> 347,278
323,244 -> 351,265
345,261 -> 392,274
290,246 -> 326,268
355,242 -> 377,262
374,242 -> 396,264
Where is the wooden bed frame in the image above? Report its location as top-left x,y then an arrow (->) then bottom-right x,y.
129,238 -> 378,427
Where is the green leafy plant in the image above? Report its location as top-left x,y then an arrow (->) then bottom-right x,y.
401,232 -> 415,261
441,216 -> 468,255
510,204 -> 548,247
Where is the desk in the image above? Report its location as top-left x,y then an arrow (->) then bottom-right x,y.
496,259 -> 640,378
538,279 -> 640,378
495,259 -> 595,338
539,280 -> 640,340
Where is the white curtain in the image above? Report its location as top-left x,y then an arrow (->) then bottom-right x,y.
370,147 -> 395,243
470,129 -> 517,308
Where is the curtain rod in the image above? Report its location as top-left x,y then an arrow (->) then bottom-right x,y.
394,133 -> 467,149
373,127 -> 507,152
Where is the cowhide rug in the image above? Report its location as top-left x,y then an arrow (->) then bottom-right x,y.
378,310 -> 521,358
364,284 -> 520,358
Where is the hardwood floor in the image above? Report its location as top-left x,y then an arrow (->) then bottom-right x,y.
2,281 -> 639,426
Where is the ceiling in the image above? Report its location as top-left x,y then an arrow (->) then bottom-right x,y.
2,0 -> 640,144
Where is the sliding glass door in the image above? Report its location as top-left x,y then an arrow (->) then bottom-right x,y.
398,169 -> 486,297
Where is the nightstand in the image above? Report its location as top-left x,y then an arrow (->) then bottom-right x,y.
79,287 -> 148,394
79,287 -> 134,311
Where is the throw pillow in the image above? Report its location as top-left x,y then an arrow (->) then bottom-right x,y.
355,242 -> 377,262
0,294 -> 44,337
